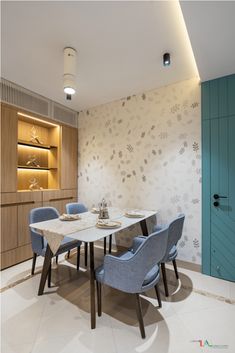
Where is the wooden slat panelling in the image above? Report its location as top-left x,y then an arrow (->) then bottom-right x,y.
61,125 -> 78,189
1,105 -> 18,192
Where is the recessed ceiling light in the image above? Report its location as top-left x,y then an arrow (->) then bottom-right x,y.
163,52 -> 171,66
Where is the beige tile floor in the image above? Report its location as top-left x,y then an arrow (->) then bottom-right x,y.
1,246 -> 235,353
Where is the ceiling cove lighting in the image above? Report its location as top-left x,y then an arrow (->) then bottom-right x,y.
63,47 -> 77,100
163,52 -> 170,66
17,112 -> 59,127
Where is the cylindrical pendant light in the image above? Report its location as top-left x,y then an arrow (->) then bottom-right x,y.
63,47 -> 77,95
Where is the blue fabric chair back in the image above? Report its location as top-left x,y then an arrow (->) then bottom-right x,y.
29,207 -> 59,254
103,227 -> 168,293
162,214 -> 185,262
66,202 -> 88,214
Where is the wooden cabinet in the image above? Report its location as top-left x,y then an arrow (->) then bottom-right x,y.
17,192 -> 42,247
0,103 -> 78,269
0,192 -> 42,269
42,189 -> 77,214
1,104 -> 17,192
1,205 -> 18,252
61,125 -> 78,189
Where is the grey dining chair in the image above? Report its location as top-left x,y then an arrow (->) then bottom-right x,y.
66,202 -> 113,262
153,214 -> 185,297
95,226 -> 169,339
29,207 -> 81,287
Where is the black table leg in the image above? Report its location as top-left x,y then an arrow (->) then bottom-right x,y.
84,242 -> 88,266
109,234 -> 112,254
38,244 -> 53,296
104,237 -> 107,254
89,242 -> 96,329
140,219 -> 148,236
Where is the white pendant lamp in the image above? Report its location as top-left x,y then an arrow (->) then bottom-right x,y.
63,47 -> 77,98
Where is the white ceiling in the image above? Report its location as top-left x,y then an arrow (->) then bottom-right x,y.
1,1 -> 198,111
180,1 -> 235,82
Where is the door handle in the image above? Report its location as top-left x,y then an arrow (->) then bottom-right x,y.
213,194 -> 228,200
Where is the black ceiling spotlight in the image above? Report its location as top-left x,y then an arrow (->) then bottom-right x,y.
163,52 -> 170,66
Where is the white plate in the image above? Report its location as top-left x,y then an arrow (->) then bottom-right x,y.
59,214 -> 81,221
91,208 -> 100,214
124,212 -> 145,218
96,220 -> 121,229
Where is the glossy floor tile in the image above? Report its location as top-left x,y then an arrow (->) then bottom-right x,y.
1,249 -> 235,353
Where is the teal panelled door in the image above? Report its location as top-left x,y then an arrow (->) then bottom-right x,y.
210,116 -> 235,281
202,74 -> 235,282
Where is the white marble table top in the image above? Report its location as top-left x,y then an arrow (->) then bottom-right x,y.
30,208 -> 157,244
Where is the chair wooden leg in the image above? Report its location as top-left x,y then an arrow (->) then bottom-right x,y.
161,263 -> 169,297
47,262 -> 51,288
31,253 -> 37,275
96,281 -> 102,317
56,255 -> 58,264
84,242 -> 88,266
109,234 -> 112,254
135,294 -> 146,339
104,237 -> 107,255
67,250 -> 70,259
172,259 -> 179,279
77,246 -> 80,271
154,284 -> 162,308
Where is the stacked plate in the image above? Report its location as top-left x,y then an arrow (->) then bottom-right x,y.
96,220 -> 121,229
124,210 -> 145,218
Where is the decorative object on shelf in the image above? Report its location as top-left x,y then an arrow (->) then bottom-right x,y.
30,126 -> 43,145
98,198 -> 109,219
29,177 -> 43,191
26,154 -> 40,168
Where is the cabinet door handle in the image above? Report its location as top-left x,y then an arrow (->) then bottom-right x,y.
1,201 -> 35,207
49,196 -> 73,202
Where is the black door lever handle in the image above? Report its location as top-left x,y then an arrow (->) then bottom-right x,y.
213,194 -> 228,200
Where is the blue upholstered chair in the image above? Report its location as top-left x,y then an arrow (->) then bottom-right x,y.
66,202 -> 88,214
95,227 -> 169,339
29,207 -> 82,287
153,214 -> 185,297
66,202 -> 113,261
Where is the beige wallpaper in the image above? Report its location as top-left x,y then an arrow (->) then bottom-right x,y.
78,77 -> 201,264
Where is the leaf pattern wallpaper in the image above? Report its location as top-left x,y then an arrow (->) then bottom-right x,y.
78,77 -> 201,264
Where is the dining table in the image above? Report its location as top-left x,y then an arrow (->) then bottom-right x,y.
30,207 -> 157,329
